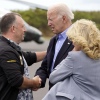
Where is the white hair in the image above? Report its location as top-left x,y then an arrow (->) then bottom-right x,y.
48,3 -> 74,20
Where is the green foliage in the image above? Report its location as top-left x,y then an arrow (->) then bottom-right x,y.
13,9 -> 100,37
73,11 -> 100,29
14,8 -> 53,37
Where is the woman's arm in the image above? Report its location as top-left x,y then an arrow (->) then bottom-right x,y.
49,52 -> 73,84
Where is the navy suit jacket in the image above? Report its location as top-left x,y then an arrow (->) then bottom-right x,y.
35,35 -> 74,88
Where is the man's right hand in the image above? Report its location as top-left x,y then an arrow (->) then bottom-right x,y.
32,75 -> 41,91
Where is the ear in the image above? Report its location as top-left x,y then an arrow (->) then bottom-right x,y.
62,15 -> 67,23
11,25 -> 16,33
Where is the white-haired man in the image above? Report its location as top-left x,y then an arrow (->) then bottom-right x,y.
35,3 -> 74,89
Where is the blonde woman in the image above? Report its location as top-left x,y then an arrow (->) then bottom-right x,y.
42,19 -> 100,100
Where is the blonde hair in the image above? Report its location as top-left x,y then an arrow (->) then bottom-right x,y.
67,19 -> 100,59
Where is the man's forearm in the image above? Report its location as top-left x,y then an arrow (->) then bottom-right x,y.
19,76 -> 41,89
36,51 -> 46,62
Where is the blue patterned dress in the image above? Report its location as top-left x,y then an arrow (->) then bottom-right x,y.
17,56 -> 33,100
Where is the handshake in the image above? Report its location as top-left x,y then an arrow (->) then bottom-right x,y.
32,75 -> 42,91
20,75 -> 42,91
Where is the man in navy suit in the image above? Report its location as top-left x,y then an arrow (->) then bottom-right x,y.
35,3 -> 74,89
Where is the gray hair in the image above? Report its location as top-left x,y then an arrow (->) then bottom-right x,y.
48,3 -> 74,20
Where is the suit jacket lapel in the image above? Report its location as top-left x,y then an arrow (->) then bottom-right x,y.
54,38 -> 72,66
49,36 -> 58,68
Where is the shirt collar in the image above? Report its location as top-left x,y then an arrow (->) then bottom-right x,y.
6,38 -> 18,46
7,38 -> 21,51
58,28 -> 68,40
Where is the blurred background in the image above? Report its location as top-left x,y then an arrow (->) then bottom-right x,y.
0,0 -> 100,100
0,0 -> 100,38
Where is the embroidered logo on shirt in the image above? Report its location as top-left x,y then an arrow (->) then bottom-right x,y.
7,60 -> 16,62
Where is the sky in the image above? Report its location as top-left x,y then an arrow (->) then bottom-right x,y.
0,0 -> 100,11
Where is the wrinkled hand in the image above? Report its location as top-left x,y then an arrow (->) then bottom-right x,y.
32,76 -> 41,91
